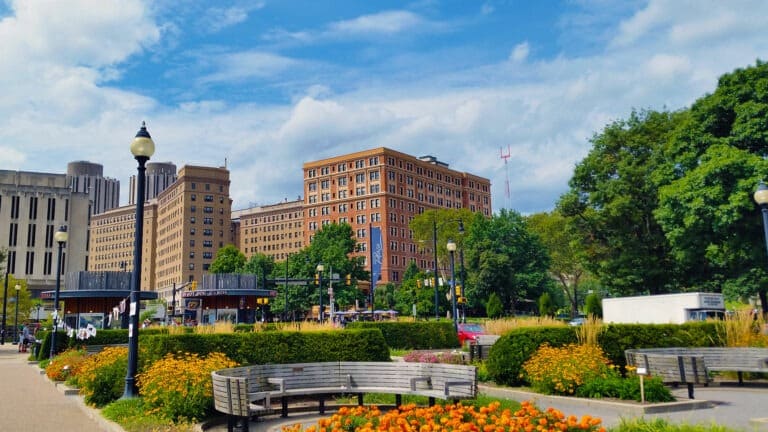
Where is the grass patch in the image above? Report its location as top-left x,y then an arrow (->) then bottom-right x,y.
612,418 -> 741,432
389,348 -> 411,357
101,398 -> 196,432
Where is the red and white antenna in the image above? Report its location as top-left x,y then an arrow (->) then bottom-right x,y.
500,146 -> 511,206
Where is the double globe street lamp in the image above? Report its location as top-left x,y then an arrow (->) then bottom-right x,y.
13,284 -> 20,344
124,122 -> 155,398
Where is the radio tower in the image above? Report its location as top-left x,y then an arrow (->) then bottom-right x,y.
500,146 -> 511,208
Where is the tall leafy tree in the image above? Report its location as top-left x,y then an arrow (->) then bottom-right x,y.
463,209 -> 551,313
209,244 -> 246,274
242,253 -> 276,288
526,211 -> 590,317
654,61 -> 768,312
558,110 -> 683,296
302,223 -> 368,311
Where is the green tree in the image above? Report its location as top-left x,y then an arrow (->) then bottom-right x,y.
526,211 -> 590,318
464,209 -> 551,313
302,223 -> 368,312
242,253 -> 276,288
654,61 -> 768,312
209,244 -> 246,274
558,110 -> 683,296
537,292 -> 556,317
583,293 -> 602,318
485,292 -> 504,318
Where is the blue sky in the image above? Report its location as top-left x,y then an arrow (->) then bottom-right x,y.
2,0 -> 767,214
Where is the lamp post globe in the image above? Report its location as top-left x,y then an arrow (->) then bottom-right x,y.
446,239 -> 458,334
13,284 -> 20,344
50,225 -> 68,358
124,122 -> 155,398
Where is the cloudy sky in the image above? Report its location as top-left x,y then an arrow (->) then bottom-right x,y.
1,0 -> 767,214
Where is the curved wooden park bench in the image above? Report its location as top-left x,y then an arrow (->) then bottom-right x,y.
625,347 -> 768,398
212,361 -> 477,432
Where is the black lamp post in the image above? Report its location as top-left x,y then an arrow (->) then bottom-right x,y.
457,220 -> 466,323
124,121 -> 155,398
13,284 -> 20,344
754,182 -> 768,313
432,220 -> 439,319
447,239 -> 458,334
284,256 -> 290,321
1,265 -> 8,345
316,263 -> 324,322
50,225 -> 68,358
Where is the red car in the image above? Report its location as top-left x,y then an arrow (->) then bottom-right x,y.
457,323 -> 485,346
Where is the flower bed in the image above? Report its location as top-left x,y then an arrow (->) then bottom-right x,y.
281,401 -> 605,432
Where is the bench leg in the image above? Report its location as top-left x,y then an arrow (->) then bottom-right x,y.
281,397 -> 288,418
357,393 -> 364,405
396,394 -> 402,407
319,397 -> 325,415
687,383 -> 694,399
428,397 -> 435,406
228,414 -> 235,432
738,372 -> 744,386
239,416 -> 250,432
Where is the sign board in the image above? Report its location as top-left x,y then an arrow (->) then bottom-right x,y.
636,367 -> 647,375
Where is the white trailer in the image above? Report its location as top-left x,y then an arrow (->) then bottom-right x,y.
602,292 -> 725,324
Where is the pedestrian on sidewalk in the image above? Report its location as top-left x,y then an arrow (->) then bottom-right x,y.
19,324 -> 30,353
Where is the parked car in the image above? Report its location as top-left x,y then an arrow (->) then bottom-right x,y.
457,323 -> 486,345
568,317 -> 586,326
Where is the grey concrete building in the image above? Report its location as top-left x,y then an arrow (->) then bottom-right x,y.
0,170 -> 89,297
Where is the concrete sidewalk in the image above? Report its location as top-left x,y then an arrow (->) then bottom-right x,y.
0,341 -> 122,431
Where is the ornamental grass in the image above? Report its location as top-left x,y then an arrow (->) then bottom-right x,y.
718,308 -> 768,347
281,401 -> 605,432
483,317 -> 566,335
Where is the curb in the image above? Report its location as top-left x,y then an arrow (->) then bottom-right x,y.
478,385 -> 713,415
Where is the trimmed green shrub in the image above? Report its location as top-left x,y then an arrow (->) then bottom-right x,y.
486,326 -> 577,386
346,321 -> 459,349
140,328 -> 390,365
598,322 -> 721,368
485,322 -> 723,386
576,374 -> 673,402
36,330 -> 70,360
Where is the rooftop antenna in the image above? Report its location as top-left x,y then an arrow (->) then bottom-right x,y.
500,146 -> 511,208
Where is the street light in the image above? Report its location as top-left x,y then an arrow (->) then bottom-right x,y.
1,260 -> 9,345
50,225 -> 68,358
432,220 -> 439,319
316,263 -> 324,322
447,239 -> 458,334
124,121 -> 155,398
13,284 -> 20,344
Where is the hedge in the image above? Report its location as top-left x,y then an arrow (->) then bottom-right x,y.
139,328 -> 390,366
346,321 -> 459,349
485,322 -> 722,386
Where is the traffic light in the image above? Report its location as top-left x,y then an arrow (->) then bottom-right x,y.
190,281 -> 197,291
256,298 -> 270,305
416,279 -> 422,288
456,285 -> 462,297
345,274 -> 352,285
314,273 -> 320,284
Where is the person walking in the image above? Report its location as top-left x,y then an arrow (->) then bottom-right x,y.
19,324 -> 30,353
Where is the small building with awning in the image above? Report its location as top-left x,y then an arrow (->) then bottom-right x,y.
180,274 -> 276,324
41,271 -> 158,330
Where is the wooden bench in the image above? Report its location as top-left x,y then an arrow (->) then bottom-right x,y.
468,335 -> 500,361
625,350 -> 710,398
212,361 -> 477,424
627,347 -> 768,385
211,373 -> 271,432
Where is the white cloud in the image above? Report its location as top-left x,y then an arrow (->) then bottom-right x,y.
205,7 -> 250,33
328,10 -> 423,35
198,51 -> 299,83
509,42 -> 529,62
645,54 -> 691,79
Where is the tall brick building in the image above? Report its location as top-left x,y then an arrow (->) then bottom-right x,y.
302,148 -> 491,284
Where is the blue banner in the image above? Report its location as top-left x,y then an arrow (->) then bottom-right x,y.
370,226 -> 383,284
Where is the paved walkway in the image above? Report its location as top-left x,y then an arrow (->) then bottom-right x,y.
0,341 -> 122,432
